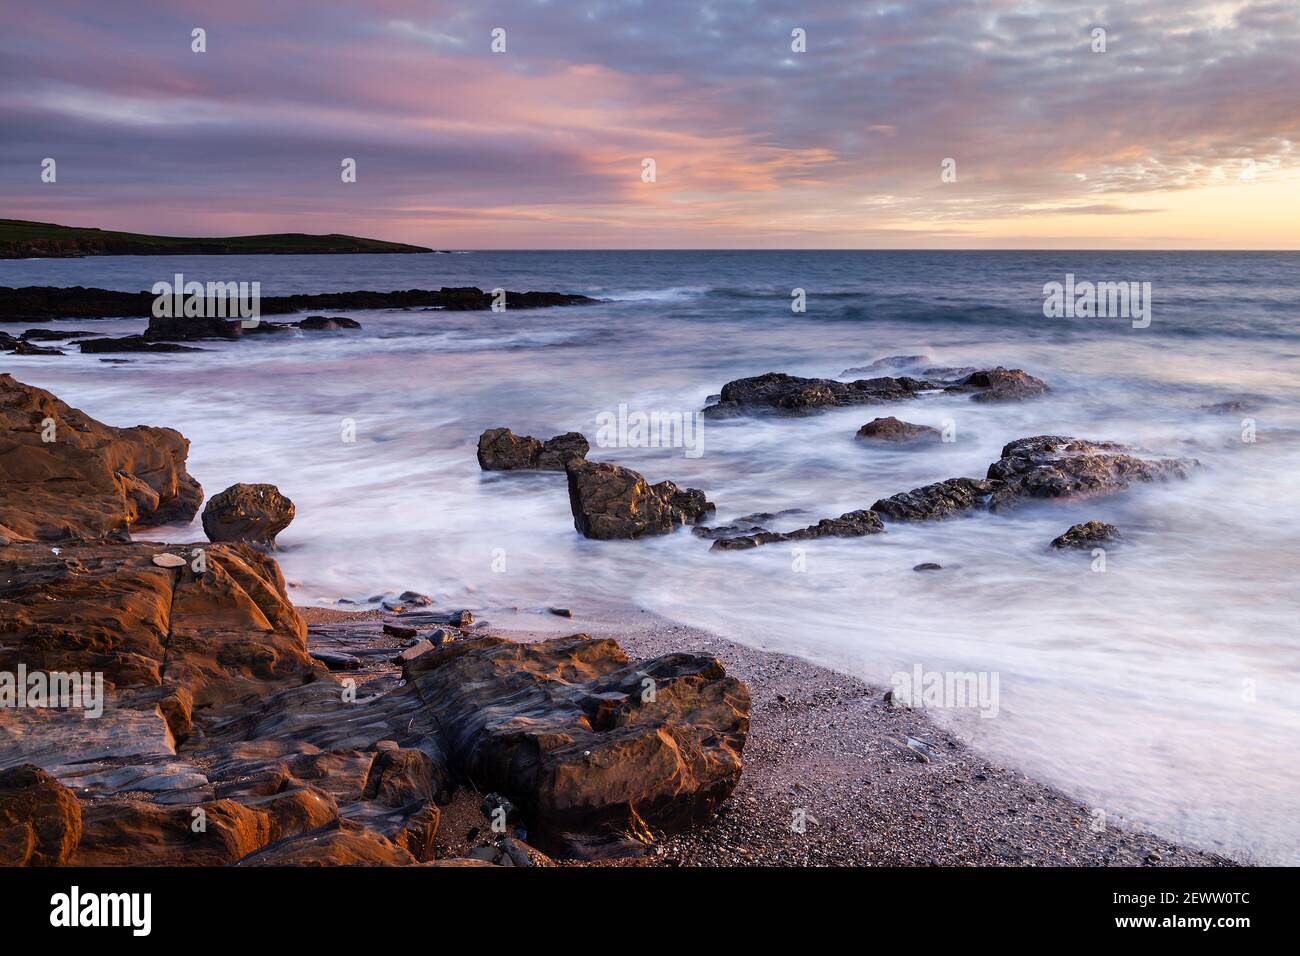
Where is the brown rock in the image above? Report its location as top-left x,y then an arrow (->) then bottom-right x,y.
236,821 -> 416,866
871,478 -> 998,521
0,373 -> 203,542
710,509 -> 884,551
73,798 -> 272,866
1051,520 -> 1123,550
565,460 -> 714,539
856,416 -> 942,443
477,427 -> 589,471
402,634 -> 749,858
0,765 -> 82,866
201,482 -> 295,549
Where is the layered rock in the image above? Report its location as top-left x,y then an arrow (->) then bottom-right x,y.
202,482 -> 296,549
477,427 -> 589,471
943,367 -> 1050,402
0,765 -> 82,866
1051,520 -> 1122,550
566,460 -> 713,539
0,540 -> 315,702
401,634 -> 750,857
0,373 -> 203,542
856,416 -> 942,444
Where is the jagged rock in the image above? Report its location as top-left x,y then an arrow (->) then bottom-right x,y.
985,436 -> 1196,512
0,375 -> 203,543
0,765 -> 83,866
401,634 -> 750,858
872,478 -> 998,521
710,510 -> 884,551
943,367 -> 1049,402
1052,521 -> 1122,550
477,427 -> 589,471
296,315 -> 361,330
565,461 -> 714,539
872,437 -> 1195,522
704,367 -> 1047,418
202,483 -> 295,549
856,416 -> 942,443
703,371 -> 933,417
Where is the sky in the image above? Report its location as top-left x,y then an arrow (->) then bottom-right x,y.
2,0 -> 1298,249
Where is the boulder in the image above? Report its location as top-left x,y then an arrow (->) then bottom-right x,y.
565,460 -> 714,539
856,416 -> 942,443
0,373 -> 203,542
1052,520 -> 1122,550
0,765 -> 82,866
477,427 -> 589,471
202,483 -> 295,549
10,340 -> 63,355
401,634 -> 749,858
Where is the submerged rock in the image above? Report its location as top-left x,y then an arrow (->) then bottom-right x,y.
943,367 -> 1049,402
145,314 -> 242,341
856,416 -> 942,443
477,427 -> 589,471
985,436 -> 1196,512
202,483 -> 296,549
710,510 -> 884,551
0,373 -> 203,542
1051,520 -> 1122,550
872,478 -> 998,521
79,336 -> 205,353
565,460 -> 713,539
296,315 -> 361,330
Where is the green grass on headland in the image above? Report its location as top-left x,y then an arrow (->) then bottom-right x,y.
0,219 -> 433,257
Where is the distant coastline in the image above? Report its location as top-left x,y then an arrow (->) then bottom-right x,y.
0,218 -> 433,259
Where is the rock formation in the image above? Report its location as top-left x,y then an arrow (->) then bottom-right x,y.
1051,520 -> 1123,550
0,373 -> 203,542
477,427 -> 589,471
565,460 -> 714,539
856,416 -> 942,443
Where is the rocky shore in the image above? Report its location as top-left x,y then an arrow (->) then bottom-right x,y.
0,285 -> 598,323
0,373 -> 1232,867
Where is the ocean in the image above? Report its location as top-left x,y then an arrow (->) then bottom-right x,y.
4,249 -> 1298,863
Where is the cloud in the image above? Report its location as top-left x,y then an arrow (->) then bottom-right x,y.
0,0 -> 1297,246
